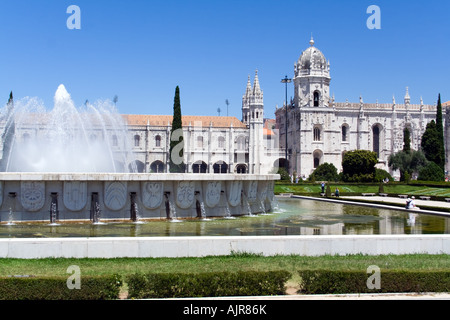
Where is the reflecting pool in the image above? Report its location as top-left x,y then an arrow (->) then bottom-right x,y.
0,198 -> 449,238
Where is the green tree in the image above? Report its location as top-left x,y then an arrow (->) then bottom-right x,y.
435,94 -> 445,170
325,185 -> 331,198
418,161 -> 445,182
276,167 -> 290,181
309,162 -> 339,182
169,86 -> 185,173
374,168 -> 393,183
388,150 -> 427,182
342,150 -> 378,182
403,127 -> 411,153
421,120 -> 445,174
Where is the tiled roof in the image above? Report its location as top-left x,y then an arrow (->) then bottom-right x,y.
122,115 -> 247,128
263,128 -> 275,136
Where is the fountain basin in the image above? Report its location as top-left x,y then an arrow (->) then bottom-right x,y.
0,173 -> 278,223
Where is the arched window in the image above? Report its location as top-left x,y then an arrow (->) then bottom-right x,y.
373,126 -> 380,157
197,136 -> 204,148
134,135 -> 140,147
236,164 -> 247,174
150,160 -> 165,173
22,133 -> 31,143
314,91 -> 320,107
155,135 -> 161,147
112,135 -> 118,147
313,150 -> 323,169
313,127 -> 321,142
218,136 -> 225,148
342,125 -> 348,142
236,136 -> 246,150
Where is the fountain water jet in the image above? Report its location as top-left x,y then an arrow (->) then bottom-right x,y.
241,191 -> 254,217
49,193 -> 60,226
1,85 -> 136,173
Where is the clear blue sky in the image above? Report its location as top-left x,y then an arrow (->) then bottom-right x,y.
0,0 -> 449,119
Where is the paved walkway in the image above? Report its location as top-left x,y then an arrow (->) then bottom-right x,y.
345,195 -> 450,209
159,292 -> 450,300
290,195 -> 450,218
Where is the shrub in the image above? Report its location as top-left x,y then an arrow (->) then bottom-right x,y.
325,185 -> 331,198
127,271 -> 291,299
0,275 -> 122,300
277,167 -> 290,181
298,270 -> 450,294
418,161 -> 445,182
342,150 -> 377,182
309,163 -> 339,182
374,168 -> 393,183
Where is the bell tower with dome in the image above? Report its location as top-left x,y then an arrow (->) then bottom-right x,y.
294,37 -> 331,108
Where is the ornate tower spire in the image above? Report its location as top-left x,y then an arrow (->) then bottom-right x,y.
242,74 -> 252,125
245,75 -> 252,97
404,87 -> 411,105
252,70 -> 262,97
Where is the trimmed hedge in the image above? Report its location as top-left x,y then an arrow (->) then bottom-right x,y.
127,271 -> 291,298
0,275 -> 122,300
298,270 -> 450,294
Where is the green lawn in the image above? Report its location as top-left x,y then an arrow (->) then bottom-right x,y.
1,254 -> 448,297
275,183 -> 450,197
1,254 -> 448,278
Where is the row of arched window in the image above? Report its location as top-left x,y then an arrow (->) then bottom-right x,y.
312,124 -> 349,142
243,110 -> 263,123
21,132 -> 245,150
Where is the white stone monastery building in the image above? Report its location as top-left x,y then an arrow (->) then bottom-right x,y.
275,38 -> 449,179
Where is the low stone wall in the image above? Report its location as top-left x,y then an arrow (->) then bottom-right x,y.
1,235 -> 448,259
0,173 -> 278,222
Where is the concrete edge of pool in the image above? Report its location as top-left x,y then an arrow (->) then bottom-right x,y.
288,195 -> 450,218
0,235 -> 449,258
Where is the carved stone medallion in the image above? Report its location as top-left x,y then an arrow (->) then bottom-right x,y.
63,181 -> 87,211
227,180 -> 242,207
204,181 -> 221,208
21,181 -> 45,212
142,182 -> 164,209
104,181 -> 127,211
176,181 -> 195,209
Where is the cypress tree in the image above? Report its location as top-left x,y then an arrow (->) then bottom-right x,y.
421,120 -> 440,163
435,94 -> 445,170
403,127 -> 411,154
169,86 -> 185,173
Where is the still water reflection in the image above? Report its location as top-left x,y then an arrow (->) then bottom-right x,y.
1,198 -> 449,238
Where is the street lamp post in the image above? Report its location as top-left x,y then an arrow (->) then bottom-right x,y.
281,75 -> 292,172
